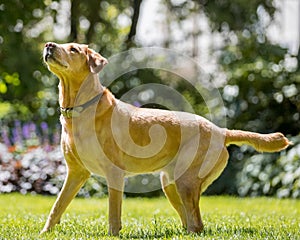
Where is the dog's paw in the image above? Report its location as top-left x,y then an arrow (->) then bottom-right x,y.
108,225 -> 122,236
39,229 -> 48,235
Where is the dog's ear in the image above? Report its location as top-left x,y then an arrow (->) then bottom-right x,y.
87,49 -> 108,74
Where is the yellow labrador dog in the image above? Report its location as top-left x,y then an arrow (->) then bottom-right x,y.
41,42 -> 290,235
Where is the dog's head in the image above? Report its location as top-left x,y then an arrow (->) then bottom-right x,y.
43,42 -> 108,79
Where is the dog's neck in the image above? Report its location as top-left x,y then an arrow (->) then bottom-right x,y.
58,72 -> 104,109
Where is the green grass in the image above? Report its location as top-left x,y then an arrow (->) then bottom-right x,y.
0,194 -> 299,239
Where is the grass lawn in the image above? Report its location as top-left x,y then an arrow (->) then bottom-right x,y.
0,194 -> 299,239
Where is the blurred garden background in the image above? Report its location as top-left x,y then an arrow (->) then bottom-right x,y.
0,0 -> 300,198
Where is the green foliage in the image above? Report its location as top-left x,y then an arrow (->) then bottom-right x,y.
0,102 -> 32,122
0,1 -> 59,125
108,68 -> 207,115
69,0 -> 133,53
211,31 -> 300,196
0,194 -> 299,239
0,0 -> 133,125
124,173 -> 162,197
165,0 -> 276,32
202,0 -> 276,31
237,136 -> 300,198
220,34 -> 300,134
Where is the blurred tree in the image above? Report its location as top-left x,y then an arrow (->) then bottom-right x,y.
67,0 -> 135,54
220,34 -> 299,135
0,0 -> 135,124
201,0 -> 276,31
125,0 -> 143,49
0,0 -> 60,124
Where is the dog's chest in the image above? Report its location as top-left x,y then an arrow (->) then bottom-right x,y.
61,124 -> 108,176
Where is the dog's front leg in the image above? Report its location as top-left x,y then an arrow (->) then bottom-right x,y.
40,168 -> 90,234
107,174 -> 124,236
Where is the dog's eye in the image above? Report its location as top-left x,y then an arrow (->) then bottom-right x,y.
70,47 -> 79,53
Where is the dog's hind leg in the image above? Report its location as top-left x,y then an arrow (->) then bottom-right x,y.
176,173 -> 203,233
40,167 -> 90,234
160,172 -> 187,228
107,187 -> 123,236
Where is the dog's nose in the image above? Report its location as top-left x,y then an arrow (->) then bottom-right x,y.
44,42 -> 57,62
45,42 -> 57,49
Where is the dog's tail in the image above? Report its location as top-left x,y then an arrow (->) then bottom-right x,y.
225,129 -> 292,152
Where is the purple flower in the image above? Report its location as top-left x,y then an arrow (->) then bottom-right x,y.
22,123 -> 31,139
12,120 -> 22,146
1,126 -> 11,146
52,124 -> 61,145
29,122 -> 36,134
40,122 -> 48,133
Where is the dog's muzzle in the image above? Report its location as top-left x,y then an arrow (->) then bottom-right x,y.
43,42 -> 57,62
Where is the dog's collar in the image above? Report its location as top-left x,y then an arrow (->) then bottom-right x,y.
59,93 -> 102,118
